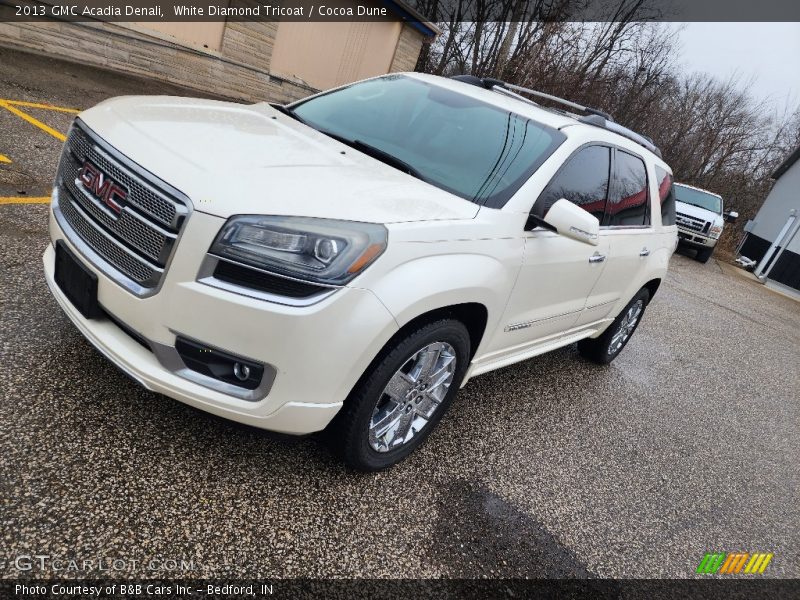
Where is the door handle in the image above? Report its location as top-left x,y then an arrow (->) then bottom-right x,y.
589,253 -> 606,263
640,248 -> 651,257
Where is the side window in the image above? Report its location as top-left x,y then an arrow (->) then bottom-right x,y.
532,145 -> 610,221
655,166 -> 676,226
604,150 -> 649,227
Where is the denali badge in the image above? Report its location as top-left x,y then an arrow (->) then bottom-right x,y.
78,162 -> 127,214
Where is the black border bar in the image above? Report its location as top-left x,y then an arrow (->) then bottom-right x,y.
3,579 -> 800,600
2,0 -> 800,23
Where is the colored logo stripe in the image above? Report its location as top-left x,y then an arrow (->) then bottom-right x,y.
697,552 -> 773,574
697,553 -> 726,573
745,553 -> 774,574
719,553 -> 749,573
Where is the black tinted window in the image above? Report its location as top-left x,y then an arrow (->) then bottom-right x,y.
533,145 -> 610,220
655,166 -> 676,226
605,151 -> 649,227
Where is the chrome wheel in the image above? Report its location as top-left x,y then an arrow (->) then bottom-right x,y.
368,341 -> 457,453
608,300 -> 644,355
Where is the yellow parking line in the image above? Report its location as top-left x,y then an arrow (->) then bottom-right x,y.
0,196 -> 51,205
3,99 -> 80,114
0,100 -> 66,142
0,154 -> 11,163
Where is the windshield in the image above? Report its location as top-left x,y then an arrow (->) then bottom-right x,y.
674,185 -> 722,214
291,75 -> 565,207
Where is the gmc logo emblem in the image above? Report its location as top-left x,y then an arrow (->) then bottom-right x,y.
78,162 -> 126,214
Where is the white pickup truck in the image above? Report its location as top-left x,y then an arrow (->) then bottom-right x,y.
674,183 -> 738,262
43,73 -> 676,470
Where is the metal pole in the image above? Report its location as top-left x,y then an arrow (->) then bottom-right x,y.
754,209 -> 798,280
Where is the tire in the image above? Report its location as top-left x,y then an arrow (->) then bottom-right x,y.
695,247 -> 714,263
328,319 -> 471,471
578,288 -> 650,365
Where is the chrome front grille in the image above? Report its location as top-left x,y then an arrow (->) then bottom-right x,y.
676,212 -> 709,233
66,128 -> 182,227
59,195 -> 162,284
61,159 -> 172,262
54,120 -> 191,295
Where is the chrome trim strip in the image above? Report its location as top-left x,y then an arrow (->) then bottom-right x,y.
602,225 -> 654,231
119,198 -> 179,240
197,255 -> 339,307
505,308 -> 581,332
585,298 -> 619,311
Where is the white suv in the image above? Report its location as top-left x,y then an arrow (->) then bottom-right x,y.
43,73 -> 676,470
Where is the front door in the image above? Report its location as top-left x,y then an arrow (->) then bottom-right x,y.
505,231 -> 611,341
488,144 -> 614,358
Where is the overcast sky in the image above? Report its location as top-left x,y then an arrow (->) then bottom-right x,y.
676,23 -> 800,116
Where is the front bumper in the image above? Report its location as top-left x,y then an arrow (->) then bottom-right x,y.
677,227 -> 717,249
44,200 -> 399,435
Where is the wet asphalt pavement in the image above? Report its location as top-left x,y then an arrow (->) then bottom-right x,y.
1,48 -> 799,580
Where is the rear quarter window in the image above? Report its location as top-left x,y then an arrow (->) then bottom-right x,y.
655,166 -> 676,226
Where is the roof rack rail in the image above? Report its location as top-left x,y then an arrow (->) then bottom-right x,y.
450,75 -> 662,158
482,78 -> 613,121
577,115 -> 662,158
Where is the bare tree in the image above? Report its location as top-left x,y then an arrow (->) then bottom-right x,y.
412,0 -> 798,254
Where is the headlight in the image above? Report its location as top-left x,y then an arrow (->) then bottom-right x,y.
709,224 -> 723,238
210,216 -> 388,285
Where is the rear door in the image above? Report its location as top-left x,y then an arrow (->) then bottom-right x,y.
575,148 -> 653,326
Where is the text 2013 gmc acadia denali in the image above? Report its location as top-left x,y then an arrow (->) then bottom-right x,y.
43,73 -> 677,470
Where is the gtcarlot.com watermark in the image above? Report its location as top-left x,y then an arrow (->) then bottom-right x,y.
7,554 -> 200,574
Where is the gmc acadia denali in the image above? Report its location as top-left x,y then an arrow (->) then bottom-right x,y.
44,73 -> 677,470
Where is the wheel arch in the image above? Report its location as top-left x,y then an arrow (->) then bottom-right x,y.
370,302 -> 489,368
394,302 -> 489,360
643,278 -> 661,302
338,302 -> 489,411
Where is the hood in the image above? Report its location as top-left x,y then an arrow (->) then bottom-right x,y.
675,200 -> 723,227
77,96 -> 479,224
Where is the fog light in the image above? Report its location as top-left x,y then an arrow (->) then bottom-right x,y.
233,362 -> 250,381
174,337 -> 264,390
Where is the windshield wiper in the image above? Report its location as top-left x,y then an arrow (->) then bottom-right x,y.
276,112 -> 426,182
322,133 -> 426,181
270,103 -> 307,125
352,139 -> 427,181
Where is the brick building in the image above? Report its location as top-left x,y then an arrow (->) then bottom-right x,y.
0,0 -> 438,103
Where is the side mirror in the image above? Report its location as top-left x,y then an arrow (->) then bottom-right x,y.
724,211 -> 739,223
536,198 -> 600,246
